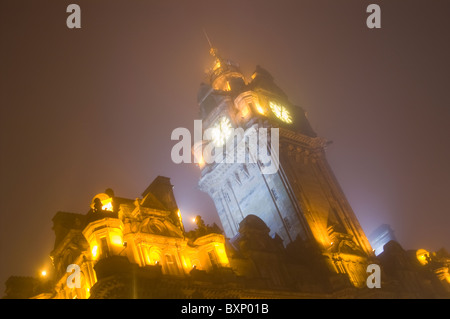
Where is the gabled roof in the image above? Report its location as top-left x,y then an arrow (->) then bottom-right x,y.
141,176 -> 178,212
140,191 -> 167,211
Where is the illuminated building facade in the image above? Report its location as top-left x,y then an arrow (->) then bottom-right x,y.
3,50 -> 450,299
42,176 -> 234,299
196,47 -> 374,288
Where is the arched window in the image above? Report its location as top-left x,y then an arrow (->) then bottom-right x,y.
150,248 -> 161,266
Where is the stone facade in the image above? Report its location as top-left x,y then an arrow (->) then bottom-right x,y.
197,48 -> 373,287
3,49 -> 449,299
3,175 -> 449,299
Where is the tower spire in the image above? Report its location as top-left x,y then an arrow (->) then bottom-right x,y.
203,28 -> 219,58
203,28 -> 213,50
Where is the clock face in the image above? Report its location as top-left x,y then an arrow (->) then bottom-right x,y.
211,116 -> 232,147
269,101 -> 292,124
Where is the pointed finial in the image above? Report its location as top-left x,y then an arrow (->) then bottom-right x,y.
203,28 -> 213,49
203,28 -> 218,57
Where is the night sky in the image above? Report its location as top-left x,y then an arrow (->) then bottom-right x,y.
1,0 -> 449,289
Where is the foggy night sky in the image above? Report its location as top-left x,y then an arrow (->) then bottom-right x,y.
1,0 -> 449,290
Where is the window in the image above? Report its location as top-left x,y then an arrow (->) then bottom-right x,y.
150,249 -> 161,265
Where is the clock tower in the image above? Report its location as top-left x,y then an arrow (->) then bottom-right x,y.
195,47 -> 374,287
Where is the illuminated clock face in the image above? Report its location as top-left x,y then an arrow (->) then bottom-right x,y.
211,116 -> 232,147
269,101 -> 293,124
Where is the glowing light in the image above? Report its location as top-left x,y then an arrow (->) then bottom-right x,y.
241,106 -> 249,117
101,198 -> 113,212
182,256 -> 188,268
214,244 -> 230,265
144,248 -> 151,265
177,210 -> 183,223
416,249 -> 430,266
198,155 -> 205,166
192,217 -> 196,223
92,245 -> 98,258
269,101 -> 292,124
110,233 -> 123,246
211,116 -> 232,147
150,251 -> 161,265
193,141 -> 205,168
91,193 -> 114,212
102,202 -> 112,211
255,103 -> 265,115
41,270 -> 47,277
213,59 -> 221,70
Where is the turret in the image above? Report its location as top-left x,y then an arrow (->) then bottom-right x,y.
83,191 -> 125,261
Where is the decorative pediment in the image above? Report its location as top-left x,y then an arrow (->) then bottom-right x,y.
138,217 -> 183,238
